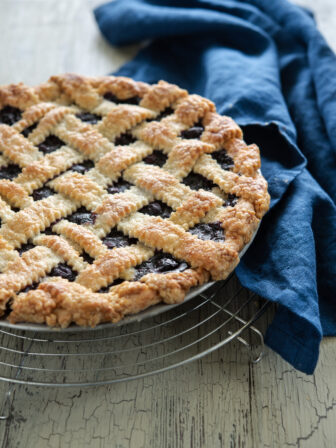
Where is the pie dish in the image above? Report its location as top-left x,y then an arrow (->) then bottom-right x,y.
0,74 -> 270,328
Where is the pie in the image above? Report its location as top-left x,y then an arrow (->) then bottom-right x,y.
0,74 -> 270,328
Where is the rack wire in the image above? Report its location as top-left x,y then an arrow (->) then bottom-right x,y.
0,274 -> 268,418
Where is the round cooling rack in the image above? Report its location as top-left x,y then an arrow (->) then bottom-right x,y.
0,274 -> 268,391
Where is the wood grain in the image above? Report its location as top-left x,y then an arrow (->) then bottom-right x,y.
0,1 -> 335,447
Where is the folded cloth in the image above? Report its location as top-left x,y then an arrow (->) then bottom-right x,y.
94,0 -> 336,374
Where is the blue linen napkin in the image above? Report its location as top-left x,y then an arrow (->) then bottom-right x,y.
94,0 -> 336,374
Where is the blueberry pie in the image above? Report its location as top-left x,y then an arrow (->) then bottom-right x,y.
0,74 -> 270,327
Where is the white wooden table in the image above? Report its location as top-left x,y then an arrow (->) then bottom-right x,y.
0,1 -> 335,446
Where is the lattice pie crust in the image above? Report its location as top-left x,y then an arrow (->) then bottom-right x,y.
0,74 -> 270,327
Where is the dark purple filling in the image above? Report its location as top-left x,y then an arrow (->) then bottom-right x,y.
189,222 -> 225,242
75,112 -> 101,124
225,193 -> 238,207
212,149 -> 234,170
0,164 -> 21,180
102,228 -> 137,249
71,160 -> 94,174
38,135 -> 65,154
21,282 -> 39,294
67,207 -> 96,226
107,178 -> 132,195
103,93 -> 140,105
182,172 -> 215,191
49,263 -> 77,282
32,186 -> 55,201
18,242 -> 35,255
134,251 -> 189,281
151,107 -> 174,121
0,106 -> 22,125
99,278 -> 123,293
21,122 -> 38,137
180,123 -> 204,139
143,150 -> 167,167
114,133 -> 136,146
82,251 -> 95,264
139,201 -> 172,219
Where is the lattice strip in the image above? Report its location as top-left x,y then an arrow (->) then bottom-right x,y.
16,147 -> 83,194
164,140 -> 215,179
13,102 -> 56,134
53,114 -> 113,160
52,221 -> 107,260
0,180 -> 33,209
76,244 -> 154,291
170,190 -> 222,229
33,234 -> 87,273
0,125 -> 40,166
0,195 -> 77,247
194,154 -> 239,192
224,139 -> 261,176
0,198 -> 15,223
124,163 -> 189,209
96,141 -> 152,180
0,246 -> 61,313
28,106 -> 77,145
50,171 -> 108,210
93,187 -> 153,237
98,105 -> 155,141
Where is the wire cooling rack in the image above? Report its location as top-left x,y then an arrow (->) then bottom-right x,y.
0,274 -> 268,397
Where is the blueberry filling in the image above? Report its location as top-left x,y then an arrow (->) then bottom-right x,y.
134,251 -> 189,281
149,107 -> 174,121
0,106 -> 22,125
38,135 -> 65,154
189,222 -> 225,242
99,278 -> 123,293
82,251 -> 95,264
212,149 -> 234,170
180,122 -> 204,139
21,122 -> 38,137
139,201 -> 172,219
67,207 -> 96,226
75,112 -> 101,124
102,228 -> 137,249
49,263 -> 77,282
103,93 -> 140,105
32,186 -> 55,201
71,160 -> 94,174
21,282 -> 39,294
107,178 -> 132,195
114,133 -> 136,146
182,172 -> 215,191
0,164 -> 21,180
225,193 -> 238,207
18,242 -> 35,255
143,150 -> 167,167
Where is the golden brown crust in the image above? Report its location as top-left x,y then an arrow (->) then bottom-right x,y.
140,80 -> 187,112
175,95 -> 215,126
0,73 -> 270,328
202,112 -> 243,147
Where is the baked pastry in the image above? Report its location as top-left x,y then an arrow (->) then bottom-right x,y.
0,74 -> 269,328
